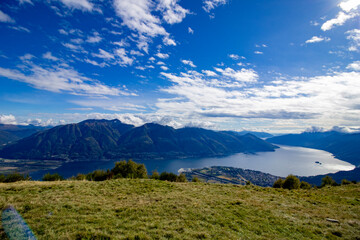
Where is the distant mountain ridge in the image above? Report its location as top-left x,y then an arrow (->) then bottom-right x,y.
268,131 -> 360,166
0,124 -> 48,145
0,119 -> 277,161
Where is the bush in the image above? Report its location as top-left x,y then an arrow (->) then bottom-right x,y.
300,181 -> 312,189
86,170 -> 110,181
192,177 -> 201,182
159,172 -> 178,182
273,178 -> 284,188
321,176 -> 338,187
282,175 -> 300,190
4,173 -> 28,183
111,160 -> 147,179
0,174 -> 5,182
42,173 -> 64,181
341,179 -> 352,185
177,173 -> 187,182
150,170 -> 160,180
75,174 -> 86,181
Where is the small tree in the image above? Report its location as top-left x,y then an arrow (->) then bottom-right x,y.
341,179 -> 351,185
177,173 -> 187,182
192,176 -> 201,182
300,181 -> 312,189
111,160 -> 147,179
321,175 -> 337,187
273,178 -> 284,188
4,173 -> 28,183
159,172 -> 178,182
282,175 -> 300,190
42,173 -> 64,181
150,170 -> 160,180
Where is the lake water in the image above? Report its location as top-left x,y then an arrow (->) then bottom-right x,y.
30,145 -> 355,180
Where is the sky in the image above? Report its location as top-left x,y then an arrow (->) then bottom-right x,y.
0,0 -> 359,133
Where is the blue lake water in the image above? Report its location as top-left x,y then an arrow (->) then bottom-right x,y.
30,145 -> 355,180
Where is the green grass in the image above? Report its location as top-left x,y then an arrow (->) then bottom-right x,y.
0,180 -> 359,239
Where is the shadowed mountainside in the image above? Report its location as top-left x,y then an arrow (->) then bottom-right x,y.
0,124 -> 47,145
0,119 -> 277,161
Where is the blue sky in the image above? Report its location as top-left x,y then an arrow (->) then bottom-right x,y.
0,0 -> 359,133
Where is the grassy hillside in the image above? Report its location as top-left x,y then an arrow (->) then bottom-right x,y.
0,180 -> 359,240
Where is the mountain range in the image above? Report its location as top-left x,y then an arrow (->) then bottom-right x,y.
268,131 -> 360,166
0,124 -> 48,146
0,119 -> 277,161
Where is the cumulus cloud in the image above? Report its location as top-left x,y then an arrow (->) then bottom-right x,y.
92,49 -> 115,59
0,64 -> 128,96
346,61 -> 360,71
157,0 -> 189,24
0,114 -> 17,125
203,0 -> 227,12
160,66 -> 169,71
0,10 -> 15,23
339,0 -> 360,12
155,52 -> 170,59
228,54 -> 240,60
181,59 -> 196,68
156,66 -> 360,130
321,11 -> 357,31
202,70 -> 217,77
305,36 -> 331,43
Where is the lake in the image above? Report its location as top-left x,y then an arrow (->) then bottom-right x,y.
30,145 -> 355,180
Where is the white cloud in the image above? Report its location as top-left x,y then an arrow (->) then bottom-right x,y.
86,32 -> 102,43
188,27 -> 194,34
84,59 -> 107,68
346,61 -> 360,71
202,70 -> 217,77
62,43 -> 83,51
163,36 -> 176,46
0,114 -> 17,125
115,48 -> 134,66
215,67 -> 258,82
254,51 -> 263,54
130,50 -> 144,56
42,52 -> 59,61
305,36 -> 331,43
157,0 -> 189,24
203,0 -> 227,12
19,54 -> 35,61
155,52 -> 170,59
321,11 -> 358,31
0,10 -> 15,23
113,0 -> 167,37
160,66 -> 169,71
57,0 -> 94,12
346,29 -> 360,51
228,54 -> 240,60
149,57 -> 156,61
0,64 -> 126,96
339,0 -> 360,12
92,49 -> 115,59
157,68 -> 360,131
181,59 -> 196,68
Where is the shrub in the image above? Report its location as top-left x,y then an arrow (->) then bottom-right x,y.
273,178 -> 284,188
177,173 -> 187,182
42,173 -> 64,181
192,177 -> 201,182
4,173 -> 28,183
75,174 -> 86,181
150,170 -> 160,180
341,179 -> 352,185
282,175 -> 300,190
159,172 -> 178,182
0,174 -> 5,182
351,180 -> 357,184
86,170 -> 110,181
300,181 -> 312,189
111,160 -> 147,179
321,176 -> 338,187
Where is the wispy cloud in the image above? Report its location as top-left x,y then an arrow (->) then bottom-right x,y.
56,0 -> 94,12
203,0 -> 227,13
0,64 -> 127,96
42,52 -> 59,61
321,0 -> 359,31
346,29 -> 360,51
0,10 -> 15,23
